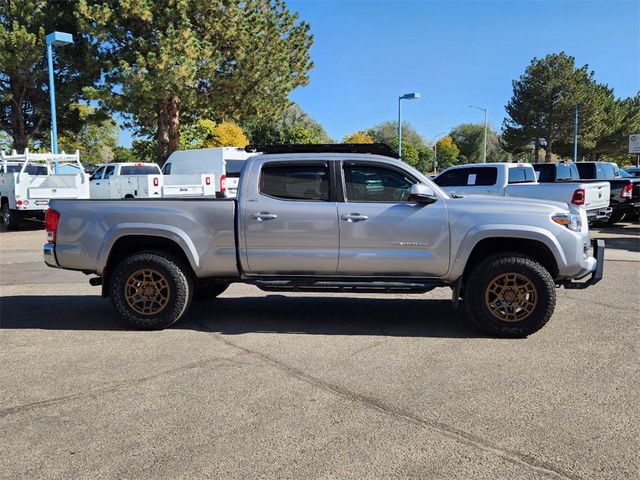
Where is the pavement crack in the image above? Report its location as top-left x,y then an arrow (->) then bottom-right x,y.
0,352 -> 247,419
211,333 -> 582,480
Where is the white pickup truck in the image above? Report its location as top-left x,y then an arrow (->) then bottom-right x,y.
433,163 -> 611,223
0,149 -> 90,230
90,163 -> 216,199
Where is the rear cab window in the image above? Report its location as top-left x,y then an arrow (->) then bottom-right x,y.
508,166 -> 536,184
260,162 -> 330,201
120,165 -> 162,175
435,167 -> 497,187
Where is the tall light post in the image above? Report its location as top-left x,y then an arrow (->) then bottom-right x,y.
573,104 -> 580,162
432,131 -> 445,173
397,92 -> 420,158
45,31 -> 74,173
469,105 -> 488,163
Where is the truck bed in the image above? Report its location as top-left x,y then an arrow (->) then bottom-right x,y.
49,198 -> 238,278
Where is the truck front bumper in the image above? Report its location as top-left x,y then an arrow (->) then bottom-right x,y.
562,239 -> 604,289
43,243 -> 59,268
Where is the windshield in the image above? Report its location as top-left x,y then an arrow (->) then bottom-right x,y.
225,159 -> 246,178
5,164 -> 48,175
120,165 -> 161,175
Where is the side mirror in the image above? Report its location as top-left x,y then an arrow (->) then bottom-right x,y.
409,183 -> 438,204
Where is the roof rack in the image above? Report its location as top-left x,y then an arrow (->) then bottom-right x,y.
244,143 -> 399,158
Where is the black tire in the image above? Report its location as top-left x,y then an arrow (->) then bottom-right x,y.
605,211 -> 625,225
193,282 -> 229,301
109,251 -> 193,330
464,253 -> 556,338
1,202 -> 21,230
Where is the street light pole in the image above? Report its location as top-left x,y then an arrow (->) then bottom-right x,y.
469,105 -> 488,163
45,31 -> 74,172
573,104 -> 580,162
432,132 -> 445,173
397,92 -> 421,159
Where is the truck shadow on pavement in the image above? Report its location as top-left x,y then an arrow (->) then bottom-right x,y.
0,295 -> 482,338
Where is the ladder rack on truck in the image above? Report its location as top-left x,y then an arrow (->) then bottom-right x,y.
0,149 -> 90,230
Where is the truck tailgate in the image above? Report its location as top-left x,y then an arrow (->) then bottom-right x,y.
162,174 -> 216,197
582,182 -> 610,210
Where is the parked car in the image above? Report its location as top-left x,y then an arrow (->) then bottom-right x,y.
162,147 -> 252,198
44,144 -> 604,338
0,149 -> 89,230
574,161 -> 640,224
433,163 -> 611,224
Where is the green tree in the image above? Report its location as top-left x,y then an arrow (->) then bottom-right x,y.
58,104 -> 119,164
435,136 -> 460,169
450,123 -> 512,163
365,120 -> 429,169
0,0 -> 101,152
502,52 -> 599,162
113,146 -> 137,163
79,0 -> 313,164
244,104 -> 332,145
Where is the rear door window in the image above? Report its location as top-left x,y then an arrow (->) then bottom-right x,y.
260,163 -> 330,201
103,165 -> 116,179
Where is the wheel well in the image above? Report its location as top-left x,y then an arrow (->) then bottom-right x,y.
462,237 -> 559,281
124,194 -> 134,198
101,235 -> 194,297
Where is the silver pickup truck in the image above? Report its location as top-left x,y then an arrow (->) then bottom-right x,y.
43,144 -> 604,337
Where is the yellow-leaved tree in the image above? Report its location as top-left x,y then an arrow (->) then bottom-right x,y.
180,120 -> 249,149
343,131 -> 374,143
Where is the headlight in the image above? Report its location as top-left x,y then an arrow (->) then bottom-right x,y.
552,213 -> 582,232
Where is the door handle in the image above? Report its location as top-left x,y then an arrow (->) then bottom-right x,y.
251,212 -> 278,221
341,213 -> 368,222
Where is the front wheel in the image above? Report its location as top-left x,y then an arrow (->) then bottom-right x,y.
110,251 -> 193,330
464,253 -> 556,338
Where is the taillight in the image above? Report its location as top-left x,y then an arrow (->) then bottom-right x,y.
220,174 -> 227,195
621,184 -> 632,199
571,188 -> 585,206
45,208 -> 60,243
153,177 -> 159,187
205,176 -> 211,186
16,200 -> 22,206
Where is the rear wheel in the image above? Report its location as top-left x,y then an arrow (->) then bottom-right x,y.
0,202 -> 21,230
464,253 -> 556,338
605,211 -> 625,225
110,251 -> 193,330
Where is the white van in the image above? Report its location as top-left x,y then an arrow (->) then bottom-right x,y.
162,147 -> 253,198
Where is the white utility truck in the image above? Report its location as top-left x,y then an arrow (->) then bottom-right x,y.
0,149 -> 89,230
90,162 -> 216,199
162,147 -> 252,198
90,163 -> 163,199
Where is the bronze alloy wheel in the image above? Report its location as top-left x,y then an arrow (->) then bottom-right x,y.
484,272 -> 538,323
124,268 -> 171,316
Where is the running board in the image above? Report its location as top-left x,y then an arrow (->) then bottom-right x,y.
250,278 -> 441,294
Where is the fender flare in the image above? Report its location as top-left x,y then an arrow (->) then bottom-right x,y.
96,223 -> 201,275
448,224 -> 566,282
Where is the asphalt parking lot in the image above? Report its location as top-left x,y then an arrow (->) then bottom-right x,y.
1,224 -> 639,479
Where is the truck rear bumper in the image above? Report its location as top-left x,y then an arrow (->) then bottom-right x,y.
586,207 -> 612,223
562,239 -> 604,289
43,243 -> 59,268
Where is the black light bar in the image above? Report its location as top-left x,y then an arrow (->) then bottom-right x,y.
244,143 -> 399,158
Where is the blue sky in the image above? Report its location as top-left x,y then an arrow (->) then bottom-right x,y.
120,0 -> 640,146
